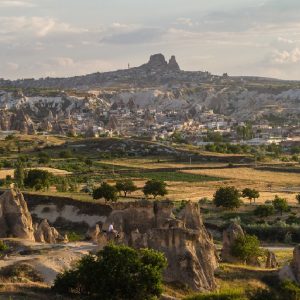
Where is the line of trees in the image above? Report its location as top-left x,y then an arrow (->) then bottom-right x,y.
93,179 -> 168,203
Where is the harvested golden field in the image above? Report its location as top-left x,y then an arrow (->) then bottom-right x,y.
0,169 -> 14,179
0,167 -> 71,179
179,167 -> 300,203
182,167 -> 300,186
101,158 -> 227,170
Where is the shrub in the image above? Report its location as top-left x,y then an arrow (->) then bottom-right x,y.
213,186 -> 242,209
53,244 -> 167,300
280,280 -> 300,300
184,289 -> 246,300
67,232 -> 84,242
0,241 -> 9,252
253,205 -> 274,218
59,150 -> 72,159
24,169 -> 52,190
230,234 -> 263,263
247,288 -> 279,300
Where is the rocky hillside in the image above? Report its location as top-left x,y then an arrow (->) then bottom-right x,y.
0,54 -> 300,122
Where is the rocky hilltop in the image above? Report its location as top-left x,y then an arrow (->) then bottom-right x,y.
0,53 -> 299,126
0,54 -> 208,89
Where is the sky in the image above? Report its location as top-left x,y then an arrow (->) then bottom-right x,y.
1,0 -> 300,80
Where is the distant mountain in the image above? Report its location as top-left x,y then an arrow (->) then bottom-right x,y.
0,54 -> 300,125
0,54 -> 215,90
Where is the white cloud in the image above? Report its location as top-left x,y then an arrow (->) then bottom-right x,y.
176,18 -> 194,27
271,48 -> 300,64
0,16 -> 85,38
277,36 -> 295,44
5,62 -> 19,71
0,0 -> 34,7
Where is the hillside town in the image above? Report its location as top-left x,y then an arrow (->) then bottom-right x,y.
0,55 -> 299,145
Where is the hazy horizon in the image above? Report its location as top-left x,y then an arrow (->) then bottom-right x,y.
1,0 -> 300,80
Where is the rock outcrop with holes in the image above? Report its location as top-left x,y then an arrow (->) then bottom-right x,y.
221,222 -> 244,263
101,200 -> 218,291
0,189 -> 35,240
0,189 -> 64,244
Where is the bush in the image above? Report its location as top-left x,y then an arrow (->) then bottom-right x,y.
213,186 -> 242,209
67,232 -> 84,242
59,150 -> 73,159
280,280 -> 300,300
185,289 -> 246,300
253,205 -> 274,218
24,169 -> 52,190
244,223 -> 300,243
0,241 -> 9,252
53,244 -> 167,300
247,288 -> 279,300
230,234 -> 263,263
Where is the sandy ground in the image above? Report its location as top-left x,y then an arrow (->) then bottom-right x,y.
0,241 -> 98,285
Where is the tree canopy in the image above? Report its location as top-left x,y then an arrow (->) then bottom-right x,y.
93,182 -> 118,202
273,195 -> 289,215
242,188 -> 260,205
143,179 -> 167,199
53,244 -> 167,300
24,169 -> 52,191
115,179 -> 137,197
213,186 -> 242,209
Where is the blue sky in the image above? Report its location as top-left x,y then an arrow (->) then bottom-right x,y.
1,0 -> 300,80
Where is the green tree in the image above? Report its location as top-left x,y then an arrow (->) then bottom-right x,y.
230,234 -> 263,264
254,205 -> 274,218
14,160 -> 25,188
59,150 -> 72,159
143,179 -> 167,199
93,182 -> 118,202
53,244 -> 167,300
213,186 -> 242,209
38,152 -> 51,164
24,169 -> 51,191
273,195 -> 290,216
115,179 -> 137,197
242,188 -> 260,205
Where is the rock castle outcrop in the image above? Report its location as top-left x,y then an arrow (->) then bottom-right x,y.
91,200 -> 218,291
0,189 -> 65,244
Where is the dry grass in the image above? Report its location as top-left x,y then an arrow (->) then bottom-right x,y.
101,158 -> 227,170
182,167 -> 300,186
181,167 -> 300,203
0,167 -> 71,180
